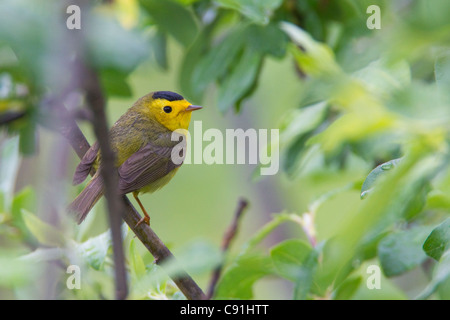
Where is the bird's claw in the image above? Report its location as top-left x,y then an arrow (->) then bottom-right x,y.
135,216 -> 150,228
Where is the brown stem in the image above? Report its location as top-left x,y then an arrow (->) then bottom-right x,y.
80,64 -> 128,300
206,198 -> 248,299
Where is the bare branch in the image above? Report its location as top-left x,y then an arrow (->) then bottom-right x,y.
206,198 -> 248,299
80,64 -> 128,300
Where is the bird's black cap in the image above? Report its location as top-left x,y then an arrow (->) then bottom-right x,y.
153,91 -> 184,101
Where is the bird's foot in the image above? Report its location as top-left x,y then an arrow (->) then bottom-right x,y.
135,215 -> 150,228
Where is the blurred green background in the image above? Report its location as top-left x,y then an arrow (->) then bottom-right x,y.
1,0 -> 450,300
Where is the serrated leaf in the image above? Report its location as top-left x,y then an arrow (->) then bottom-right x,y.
270,239 -> 312,281
139,0 -> 198,47
423,218 -> 450,261
21,209 -> 66,247
361,158 -> 402,198
378,226 -> 432,277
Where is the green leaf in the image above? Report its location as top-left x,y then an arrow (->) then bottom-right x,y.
0,250 -> 35,287
129,239 -> 146,279
21,209 -> 65,247
270,239 -> 312,281
77,231 -> 109,271
20,247 -> 65,263
281,22 -> 340,76
215,214 -> 302,299
280,101 -> 329,146
247,23 -> 288,58
217,48 -> 262,112
191,26 -> 246,99
435,49 -> 450,89
333,276 -> 362,300
215,254 -> 274,299
378,226 -> 432,277
0,136 -> 20,211
240,213 -> 299,254
76,225 -> 127,271
361,158 -> 402,199
10,187 -> 36,239
150,29 -> 168,70
416,250 -> 450,300
353,59 -> 411,99
426,190 -> 450,210
131,240 -> 221,299
216,0 -> 283,25
179,27 -> 211,100
293,247 -> 320,300
139,0 -> 199,47
314,150 -> 437,291
423,218 -> 450,261
165,240 -> 222,276
86,14 -> 150,73
279,102 -> 329,176
100,69 -> 132,98
18,119 -> 35,155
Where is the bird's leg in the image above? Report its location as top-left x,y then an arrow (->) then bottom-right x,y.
133,193 -> 150,227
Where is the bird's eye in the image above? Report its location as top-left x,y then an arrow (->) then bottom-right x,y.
163,106 -> 172,113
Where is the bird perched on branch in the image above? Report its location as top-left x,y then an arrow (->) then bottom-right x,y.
68,91 -> 202,226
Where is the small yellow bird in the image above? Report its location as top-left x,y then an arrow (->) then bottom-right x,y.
68,91 -> 202,226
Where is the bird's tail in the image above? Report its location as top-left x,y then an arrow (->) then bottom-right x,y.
68,175 -> 104,224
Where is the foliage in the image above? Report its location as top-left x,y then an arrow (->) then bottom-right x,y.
1,0 -> 450,300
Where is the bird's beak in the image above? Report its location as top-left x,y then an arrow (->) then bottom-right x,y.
185,105 -> 202,112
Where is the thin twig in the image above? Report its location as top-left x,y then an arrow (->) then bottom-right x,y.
206,198 -> 248,299
80,64 -> 128,300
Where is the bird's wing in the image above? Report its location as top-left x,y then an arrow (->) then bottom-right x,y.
117,141 -> 182,194
73,141 -> 100,185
